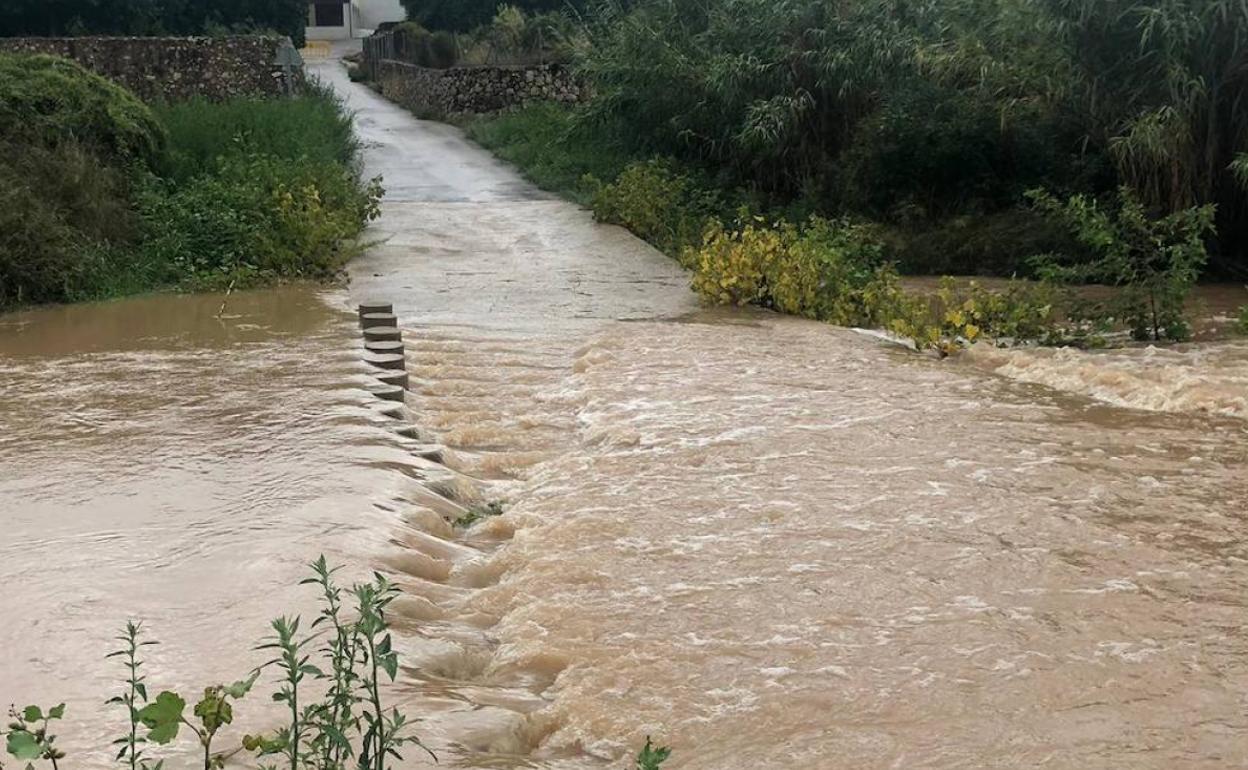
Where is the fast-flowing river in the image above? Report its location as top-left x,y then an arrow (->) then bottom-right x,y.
2,54 -> 1246,769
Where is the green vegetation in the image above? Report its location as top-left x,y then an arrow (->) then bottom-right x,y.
2,558 -> 427,770
461,0 -> 1246,349
1027,187 -> 1215,342
388,7 -> 585,69
0,0 -> 307,45
0,54 -> 165,163
454,500 -> 506,528
1237,304 -> 1248,334
0,54 -> 380,310
634,737 -> 672,770
399,0 -> 588,33
2,558 -> 670,770
465,103 -> 632,204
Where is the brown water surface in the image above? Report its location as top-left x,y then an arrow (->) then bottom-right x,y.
0,287 -> 423,762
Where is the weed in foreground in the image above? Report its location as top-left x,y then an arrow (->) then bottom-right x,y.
2,557 -> 671,770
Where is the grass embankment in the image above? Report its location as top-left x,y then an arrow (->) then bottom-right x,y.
0,53 -> 380,311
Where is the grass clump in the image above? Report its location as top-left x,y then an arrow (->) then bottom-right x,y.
464,102 -> 632,205
154,84 -> 359,183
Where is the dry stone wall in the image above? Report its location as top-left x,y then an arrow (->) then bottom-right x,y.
375,59 -> 582,117
0,36 -> 294,101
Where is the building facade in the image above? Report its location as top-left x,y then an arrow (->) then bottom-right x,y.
306,0 -> 405,40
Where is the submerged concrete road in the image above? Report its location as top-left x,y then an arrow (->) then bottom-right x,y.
307,54 -> 697,331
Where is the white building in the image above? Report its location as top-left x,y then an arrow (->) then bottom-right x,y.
306,0 -> 406,40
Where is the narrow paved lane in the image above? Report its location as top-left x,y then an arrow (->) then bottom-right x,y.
309,58 -> 696,330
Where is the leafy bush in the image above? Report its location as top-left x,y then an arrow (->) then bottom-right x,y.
0,61 -> 379,310
0,140 -> 149,306
688,216 -> 887,325
392,22 -> 460,68
933,278 -> 1061,346
1237,304 -> 1248,334
688,214 -> 1075,351
838,84 -> 1071,222
589,159 -> 722,260
0,53 -> 166,164
136,152 -> 381,289
1028,187 -> 1214,341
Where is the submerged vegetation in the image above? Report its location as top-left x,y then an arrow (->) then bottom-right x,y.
462,0 -> 1248,349
1,558 -> 669,770
0,54 -> 380,310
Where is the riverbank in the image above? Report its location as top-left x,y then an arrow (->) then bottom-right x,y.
460,103 -> 1248,352
0,53 -> 379,312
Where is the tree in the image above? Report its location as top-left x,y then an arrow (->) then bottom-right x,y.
1038,0 -> 1248,276
0,0 -> 308,45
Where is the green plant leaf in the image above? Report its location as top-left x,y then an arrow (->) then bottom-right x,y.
224,670 -> 259,699
20,706 -> 41,723
138,691 -> 186,744
6,730 -> 41,760
47,704 -> 65,720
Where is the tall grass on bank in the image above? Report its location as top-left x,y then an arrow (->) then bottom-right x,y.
155,82 -> 360,183
463,102 -> 632,205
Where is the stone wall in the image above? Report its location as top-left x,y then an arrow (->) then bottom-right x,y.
375,59 -> 583,117
0,36 -> 295,101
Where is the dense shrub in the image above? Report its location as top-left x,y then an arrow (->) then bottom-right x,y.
687,215 -> 1071,351
0,141 -> 142,306
392,22 -> 459,69
883,209 -> 1082,277
572,0 -> 1248,278
400,0 -> 589,32
589,160 -> 722,260
688,217 -> 888,325
391,8 -> 585,68
1028,187 -> 1215,341
0,58 -> 379,310
837,84 -> 1081,222
0,54 -> 166,164
136,152 -> 381,289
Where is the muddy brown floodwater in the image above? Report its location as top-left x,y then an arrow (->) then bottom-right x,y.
2,50 -> 1248,770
